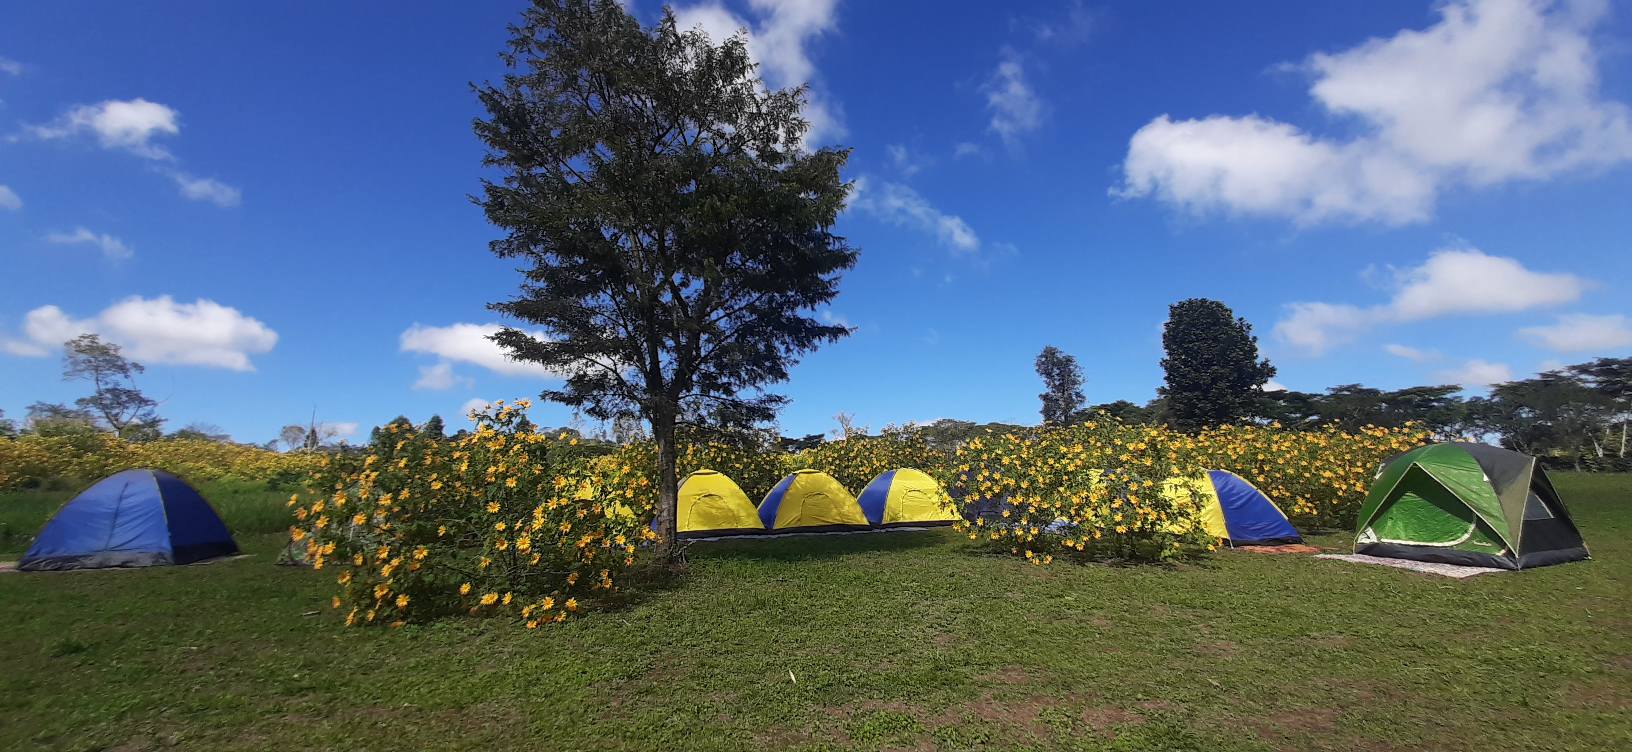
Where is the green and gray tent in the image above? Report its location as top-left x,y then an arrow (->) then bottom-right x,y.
1356,443 -> 1588,570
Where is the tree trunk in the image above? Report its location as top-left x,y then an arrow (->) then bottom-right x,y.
1620,420 -> 1626,458
651,411 -> 680,564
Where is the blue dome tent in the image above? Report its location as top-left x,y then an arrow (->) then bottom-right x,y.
19,469 -> 239,571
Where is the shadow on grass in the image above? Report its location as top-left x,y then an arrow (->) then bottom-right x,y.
684,528 -> 952,563
957,541 -> 1221,571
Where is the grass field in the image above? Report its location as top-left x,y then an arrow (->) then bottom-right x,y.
1,474 -> 1627,751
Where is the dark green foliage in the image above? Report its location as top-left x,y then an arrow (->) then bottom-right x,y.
1159,299 -> 1275,431
1484,371 -> 1615,467
368,416 -> 416,449
166,423 -> 233,443
1087,399 -> 1161,424
23,402 -> 99,438
420,414 -> 447,441
474,0 -> 856,558
1034,345 -> 1085,426
778,433 -> 825,453
1264,384 -> 1466,436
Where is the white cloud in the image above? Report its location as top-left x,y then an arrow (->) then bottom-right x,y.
46,227 -> 133,260
1116,0 -> 1632,225
984,49 -> 1044,147
414,361 -> 473,391
886,144 -> 927,177
319,422 -> 359,442
1383,343 -> 1439,362
1390,247 -> 1586,319
400,322 -> 561,378
1117,115 -> 1434,224
1262,380 -> 1288,392
0,57 -> 21,76
1275,302 -> 1370,355
171,173 -> 241,207
0,185 -> 19,210
849,176 -> 980,255
1275,247 -> 1587,354
819,309 -> 853,330
31,98 -> 181,160
461,398 -> 492,421
1024,0 -> 1096,46
1519,313 -> 1632,352
953,141 -> 983,159
1438,359 -> 1513,388
2,296 -> 278,370
671,0 -> 844,146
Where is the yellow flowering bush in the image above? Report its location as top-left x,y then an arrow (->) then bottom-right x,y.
947,419 -> 1432,564
600,428 -> 788,501
1169,422 -> 1431,528
0,433 -> 321,490
792,427 -> 948,493
951,421 -> 1214,563
290,400 -> 650,629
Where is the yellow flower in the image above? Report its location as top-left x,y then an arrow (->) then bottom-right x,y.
565,598 -> 579,612
502,592 -> 513,605
459,582 -> 472,596
395,594 -> 410,610
486,502 -> 500,514
480,592 -> 498,606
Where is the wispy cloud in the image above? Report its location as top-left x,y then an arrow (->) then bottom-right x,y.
46,227 -> 133,260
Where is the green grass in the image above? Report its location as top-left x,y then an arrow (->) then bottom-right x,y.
2,474 -> 1628,751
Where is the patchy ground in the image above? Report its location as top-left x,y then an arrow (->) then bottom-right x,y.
2,474 -> 1628,751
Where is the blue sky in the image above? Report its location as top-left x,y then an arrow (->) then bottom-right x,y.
3,0 -> 1632,444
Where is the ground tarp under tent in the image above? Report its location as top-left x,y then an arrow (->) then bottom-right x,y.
19,469 -> 240,571
1356,442 -> 1589,570
758,469 -> 869,531
675,470 -> 765,538
1162,470 -> 1302,545
856,468 -> 960,526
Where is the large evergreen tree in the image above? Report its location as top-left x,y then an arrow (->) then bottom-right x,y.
474,0 -> 855,561
1034,345 -> 1085,426
1159,298 -> 1275,431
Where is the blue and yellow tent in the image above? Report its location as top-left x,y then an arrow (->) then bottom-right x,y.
758,470 -> 869,531
856,468 -> 959,526
675,470 -> 764,538
1163,470 -> 1300,545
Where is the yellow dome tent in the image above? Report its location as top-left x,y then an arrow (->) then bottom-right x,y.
1159,470 -> 1301,545
856,468 -> 959,526
757,469 -> 869,531
675,470 -> 764,537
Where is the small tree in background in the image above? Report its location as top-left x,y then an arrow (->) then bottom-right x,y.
421,414 -> 447,441
475,1 -> 856,562
1035,345 -> 1086,426
1159,299 -> 1276,431
279,425 -> 309,452
62,334 -> 162,439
